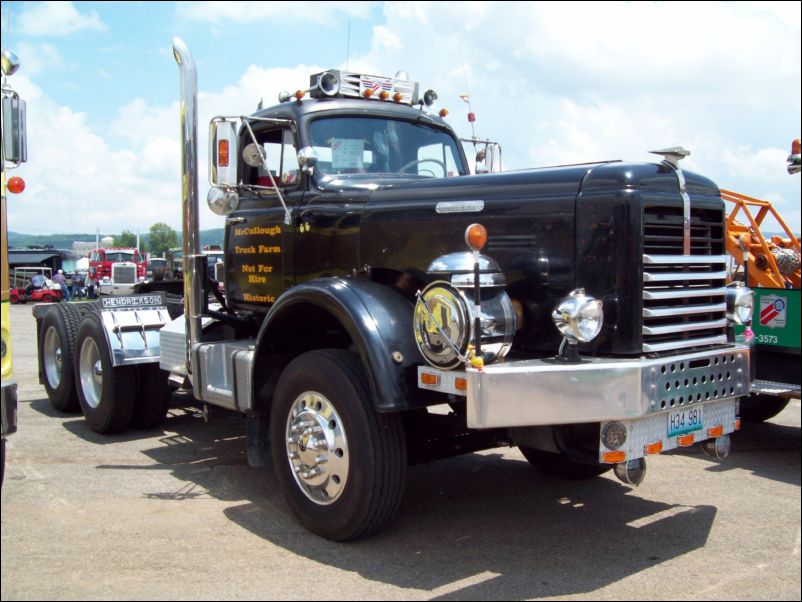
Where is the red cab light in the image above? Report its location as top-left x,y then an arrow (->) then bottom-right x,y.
7,176 -> 25,194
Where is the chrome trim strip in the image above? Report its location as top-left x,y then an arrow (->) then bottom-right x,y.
643,271 -> 728,282
673,166 -> 692,255
643,287 -> 727,300
643,335 -> 729,353
643,319 -> 728,336
643,254 -> 728,265
643,303 -> 726,318
751,379 -> 801,397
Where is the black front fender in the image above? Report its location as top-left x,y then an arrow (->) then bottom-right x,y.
255,278 -> 425,412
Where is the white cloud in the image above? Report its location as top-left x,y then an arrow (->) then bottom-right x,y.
7,58 -> 326,235
17,1 -> 106,36
347,1 -> 801,229
14,42 -> 64,76
178,1 -> 372,24
7,1 -> 801,236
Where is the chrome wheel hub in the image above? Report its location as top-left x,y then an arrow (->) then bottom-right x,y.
78,338 -> 103,409
285,392 -> 349,505
43,326 -> 63,389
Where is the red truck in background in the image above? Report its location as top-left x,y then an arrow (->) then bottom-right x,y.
88,248 -> 147,282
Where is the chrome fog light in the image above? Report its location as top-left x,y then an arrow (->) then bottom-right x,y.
602,422 -> 627,451
726,283 -> 753,325
551,289 -> 604,343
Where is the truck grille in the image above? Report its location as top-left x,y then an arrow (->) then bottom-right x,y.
642,206 -> 728,353
112,263 -> 137,285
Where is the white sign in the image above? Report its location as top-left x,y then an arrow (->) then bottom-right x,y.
331,138 -> 365,170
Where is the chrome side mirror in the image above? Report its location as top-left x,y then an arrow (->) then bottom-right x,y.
297,146 -> 318,175
2,93 -> 27,166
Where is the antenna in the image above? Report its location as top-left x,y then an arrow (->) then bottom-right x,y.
345,21 -> 351,71
458,44 -> 476,139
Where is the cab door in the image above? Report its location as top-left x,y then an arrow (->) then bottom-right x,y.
225,127 -> 301,309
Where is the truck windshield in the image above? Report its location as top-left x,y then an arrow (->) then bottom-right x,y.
105,252 -> 134,262
308,116 -> 466,178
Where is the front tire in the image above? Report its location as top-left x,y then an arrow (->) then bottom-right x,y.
739,394 -> 791,422
74,313 -> 137,434
270,349 -> 407,541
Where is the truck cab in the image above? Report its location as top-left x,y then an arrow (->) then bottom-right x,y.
32,41 -> 755,541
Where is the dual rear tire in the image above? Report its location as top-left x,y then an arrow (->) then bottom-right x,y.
39,306 -> 172,433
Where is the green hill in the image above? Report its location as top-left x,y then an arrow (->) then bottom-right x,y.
9,229 -> 225,250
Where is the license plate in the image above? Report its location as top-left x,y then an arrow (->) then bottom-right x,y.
668,406 -> 704,438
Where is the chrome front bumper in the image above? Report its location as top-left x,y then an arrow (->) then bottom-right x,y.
465,345 -> 749,429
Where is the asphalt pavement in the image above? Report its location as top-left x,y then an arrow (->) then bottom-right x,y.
1,303 -> 800,600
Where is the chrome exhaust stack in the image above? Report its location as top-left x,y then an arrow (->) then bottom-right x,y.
172,37 -> 205,392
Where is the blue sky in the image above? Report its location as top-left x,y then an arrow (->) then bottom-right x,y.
3,1 -> 801,235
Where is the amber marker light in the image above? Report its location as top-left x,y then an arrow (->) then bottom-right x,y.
420,372 -> 440,386
793,139 -> 801,155
465,223 -> 488,251
439,108 -> 449,118
645,441 -> 663,455
677,434 -> 695,447
379,90 -> 390,101
7,176 -> 25,194
363,88 -> 374,98
393,92 -> 403,103
602,450 -> 626,464
218,140 -> 230,167
294,90 -> 305,100
708,425 -> 724,438
455,377 -> 468,391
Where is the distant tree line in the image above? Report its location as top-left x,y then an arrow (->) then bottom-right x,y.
10,227 -> 224,255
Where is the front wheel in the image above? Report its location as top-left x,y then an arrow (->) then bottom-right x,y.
519,446 -> 612,480
270,349 -> 407,541
739,394 -> 791,422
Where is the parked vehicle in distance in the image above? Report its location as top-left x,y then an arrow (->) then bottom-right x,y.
88,248 -> 147,282
9,267 -> 62,304
146,258 -> 168,281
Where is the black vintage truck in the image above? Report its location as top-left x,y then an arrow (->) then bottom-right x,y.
33,38 -> 754,541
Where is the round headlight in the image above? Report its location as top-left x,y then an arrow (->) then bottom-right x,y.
726,284 -> 754,325
551,289 -> 604,343
414,282 -> 471,370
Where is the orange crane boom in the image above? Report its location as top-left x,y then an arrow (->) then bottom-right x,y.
721,188 -> 800,289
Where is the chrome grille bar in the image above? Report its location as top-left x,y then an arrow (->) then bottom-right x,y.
643,319 -> 728,336
643,287 -> 727,300
643,270 -> 728,282
643,303 -> 726,318
643,335 -> 729,353
643,254 -> 728,265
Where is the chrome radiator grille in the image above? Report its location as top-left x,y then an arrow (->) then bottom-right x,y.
642,206 -> 728,353
112,263 -> 137,284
